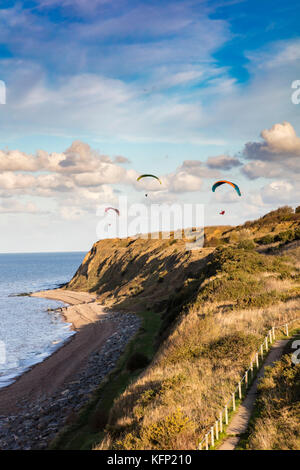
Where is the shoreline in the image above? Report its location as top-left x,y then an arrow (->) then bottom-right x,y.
0,288 -> 141,449
0,292 -> 73,389
0,289 -> 118,413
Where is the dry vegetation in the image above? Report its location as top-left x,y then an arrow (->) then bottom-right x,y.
63,206 -> 300,450
245,353 -> 300,450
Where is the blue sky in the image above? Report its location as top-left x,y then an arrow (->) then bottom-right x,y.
0,0 -> 299,252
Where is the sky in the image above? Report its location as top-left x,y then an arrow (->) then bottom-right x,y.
0,0 -> 299,252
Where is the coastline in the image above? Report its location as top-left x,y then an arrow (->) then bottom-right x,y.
0,288 -> 141,449
0,289 -> 117,413
31,288 -> 109,329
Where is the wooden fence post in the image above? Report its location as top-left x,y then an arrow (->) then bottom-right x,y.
265,337 -> 268,352
285,324 -> 289,336
256,352 -> 259,368
199,441 -> 202,450
269,331 -> 273,344
205,433 -> 209,450
250,361 -> 253,378
245,370 -> 248,388
219,411 -> 223,433
215,420 -> 219,441
232,392 -> 236,411
238,381 -> 242,399
211,427 -> 214,447
225,405 -> 228,425
260,344 -> 264,359
272,326 -> 275,341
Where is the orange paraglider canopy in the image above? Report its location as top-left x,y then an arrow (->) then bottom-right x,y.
212,180 -> 241,196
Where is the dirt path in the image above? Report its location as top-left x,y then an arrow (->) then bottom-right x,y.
218,338 -> 289,450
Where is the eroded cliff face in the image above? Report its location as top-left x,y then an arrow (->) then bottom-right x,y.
66,208 -> 300,312
66,235 -> 215,312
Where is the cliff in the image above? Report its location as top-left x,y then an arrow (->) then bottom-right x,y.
54,206 -> 300,450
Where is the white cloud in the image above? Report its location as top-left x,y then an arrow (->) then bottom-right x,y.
241,122 -> 300,182
243,121 -> 300,160
0,199 -> 38,214
206,154 -> 241,170
0,172 -> 35,190
260,180 -> 297,204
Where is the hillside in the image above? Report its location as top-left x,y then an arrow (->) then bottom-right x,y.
66,206 -> 300,314
56,206 -> 300,450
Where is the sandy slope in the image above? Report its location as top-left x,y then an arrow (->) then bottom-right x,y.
0,289 -> 118,414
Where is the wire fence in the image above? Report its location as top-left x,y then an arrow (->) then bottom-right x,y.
197,316 -> 300,450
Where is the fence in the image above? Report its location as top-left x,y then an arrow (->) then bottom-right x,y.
198,316 -> 300,450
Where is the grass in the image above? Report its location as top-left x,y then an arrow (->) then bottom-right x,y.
95,301 -> 300,450
237,328 -> 300,450
211,323 -> 300,450
93,243 -> 299,450
49,310 -> 162,450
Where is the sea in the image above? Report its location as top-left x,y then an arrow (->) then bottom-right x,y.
0,252 -> 86,389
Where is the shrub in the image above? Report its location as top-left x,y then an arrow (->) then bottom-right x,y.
143,409 -> 194,448
205,237 -> 221,247
126,352 -> 149,371
115,409 -> 196,450
256,234 -> 275,245
236,292 -> 278,308
202,332 -> 259,364
275,230 -> 295,243
237,239 -> 256,250
198,277 -> 262,303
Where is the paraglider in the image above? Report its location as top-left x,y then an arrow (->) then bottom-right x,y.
220,210 -> 225,215
137,174 -> 162,197
212,180 -> 241,197
137,174 -> 162,185
105,207 -> 120,216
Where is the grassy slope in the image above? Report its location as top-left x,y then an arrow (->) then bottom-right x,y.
238,332 -> 300,450
54,206 -> 300,450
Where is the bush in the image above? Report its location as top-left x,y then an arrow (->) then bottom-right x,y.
237,239 -> 256,250
275,230 -> 295,243
236,292 -> 278,308
203,332 -> 259,363
205,237 -> 221,247
198,277 -> 262,303
126,352 -> 149,371
115,409 -> 195,450
256,234 -> 275,245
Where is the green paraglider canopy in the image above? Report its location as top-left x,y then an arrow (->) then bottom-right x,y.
137,174 -> 162,184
